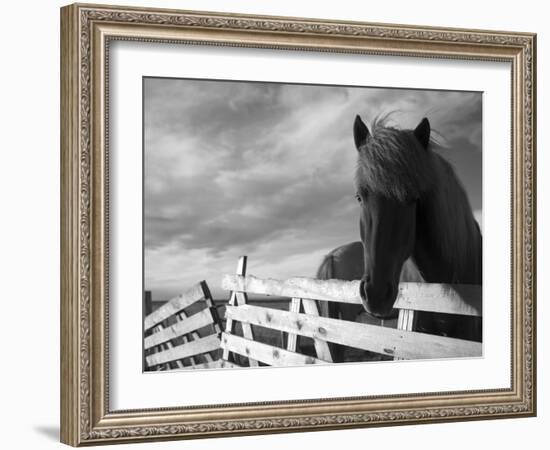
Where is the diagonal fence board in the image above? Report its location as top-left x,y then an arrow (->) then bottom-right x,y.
144,282 -> 208,331
145,308 -> 216,349
301,298 -> 333,362
176,310 -> 198,366
146,334 -> 222,367
225,304 -> 481,360
148,323 -> 181,371
147,323 -> 185,371
144,280 -> 222,370
222,274 -> 482,317
221,333 -> 329,367
181,309 -> 216,364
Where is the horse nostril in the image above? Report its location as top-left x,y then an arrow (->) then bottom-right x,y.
359,279 -> 367,301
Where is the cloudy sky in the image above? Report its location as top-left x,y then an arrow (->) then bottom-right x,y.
144,78 -> 482,300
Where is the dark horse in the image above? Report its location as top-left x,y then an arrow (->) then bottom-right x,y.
317,115 -> 482,362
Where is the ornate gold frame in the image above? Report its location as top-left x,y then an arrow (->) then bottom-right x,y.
60,3 -> 536,446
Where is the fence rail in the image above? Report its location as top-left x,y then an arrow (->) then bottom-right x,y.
144,257 -> 482,371
143,281 -> 223,371
221,259 -> 482,367
224,303 -> 480,360
222,274 -> 482,316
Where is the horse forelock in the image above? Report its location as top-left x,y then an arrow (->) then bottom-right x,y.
355,118 -> 435,202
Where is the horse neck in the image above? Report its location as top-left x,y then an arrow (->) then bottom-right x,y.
412,155 -> 482,285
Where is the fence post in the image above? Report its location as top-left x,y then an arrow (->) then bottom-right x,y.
222,257 -> 246,362
286,298 -> 302,352
143,290 -> 153,371
394,309 -> 416,361
199,281 -> 221,363
222,256 -> 259,367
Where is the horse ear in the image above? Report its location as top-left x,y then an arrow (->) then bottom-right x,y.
353,115 -> 370,150
414,117 -> 431,149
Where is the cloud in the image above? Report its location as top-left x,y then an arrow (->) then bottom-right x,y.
144,79 -> 482,299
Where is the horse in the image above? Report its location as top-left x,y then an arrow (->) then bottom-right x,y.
316,114 -> 482,362
317,243 -> 424,361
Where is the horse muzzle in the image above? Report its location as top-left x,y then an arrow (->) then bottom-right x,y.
359,278 -> 398,319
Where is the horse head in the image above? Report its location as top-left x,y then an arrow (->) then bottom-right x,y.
353,115 -> 434,318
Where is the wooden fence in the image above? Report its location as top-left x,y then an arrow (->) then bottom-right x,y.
143,281 -> 238,371
220,257 -> 482,366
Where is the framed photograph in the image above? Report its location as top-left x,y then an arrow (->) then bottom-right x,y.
60,3 -> 536,446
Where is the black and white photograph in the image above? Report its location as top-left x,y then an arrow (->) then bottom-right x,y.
142,78 -> 483,371
52,1 -> 538,447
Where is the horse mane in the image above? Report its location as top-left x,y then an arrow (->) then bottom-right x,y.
315,253 -> 335,280
355,114 -> 482,284
420,153 -> 482,284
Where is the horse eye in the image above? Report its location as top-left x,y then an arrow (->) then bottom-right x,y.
355,194 -> 362,203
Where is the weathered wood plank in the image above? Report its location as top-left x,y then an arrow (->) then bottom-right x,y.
301,298 -> 333,362
225,305 -> 481,360
144,282 -> 207,330
175,310 -> 197,366
147,323 -> 184,370
222,274 -> 361,303
286,298 -> 302,352
235,291 -> 259,367
144,308 -> 215,349
146,334 -> 221,367
221,333 -> 328,367
188,360 -> 241,370
222,275 -> 481,316
147,324 -> 164,371
174,309 -> 215,364
395,283 -> 481,316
